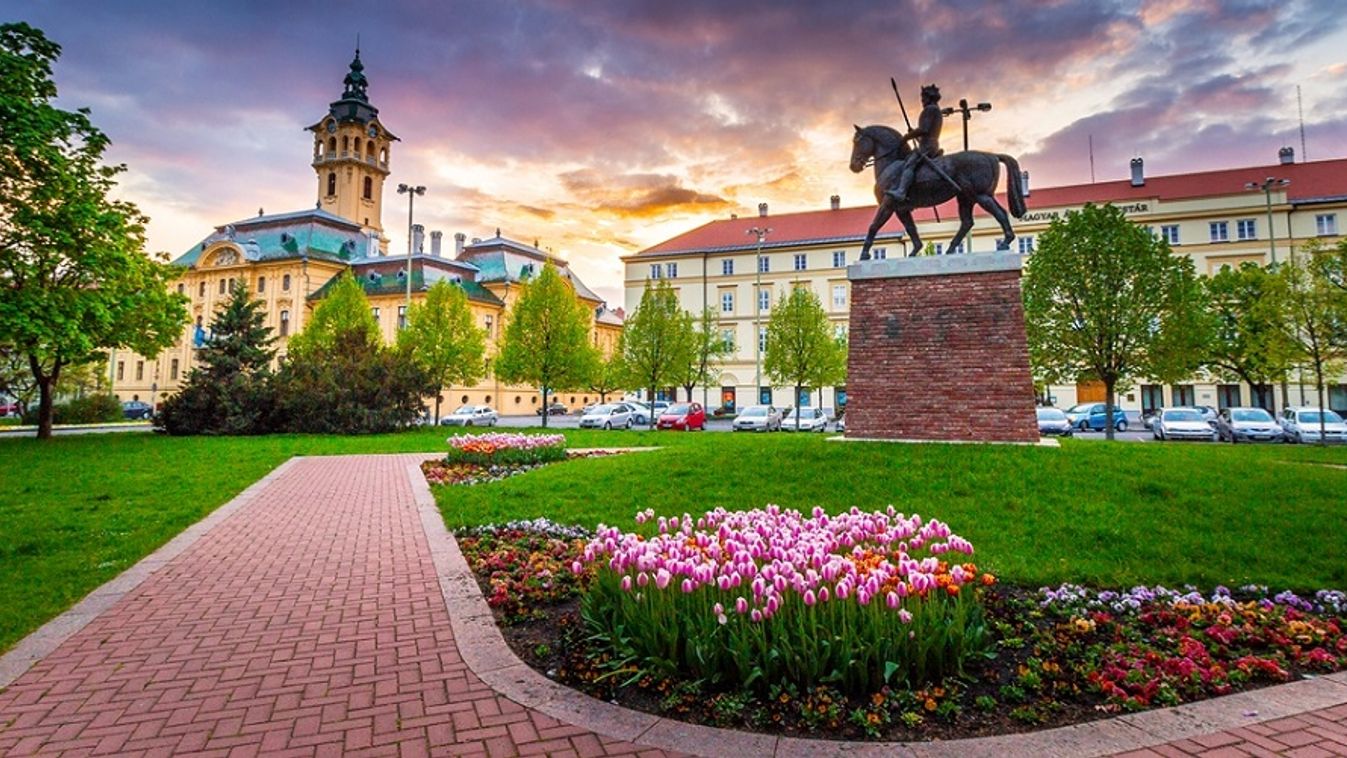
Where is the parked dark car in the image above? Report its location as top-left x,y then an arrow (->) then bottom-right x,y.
535,402 -> 568,416
1036,407 -> 1074,437
122,401 -> 153,420
1064,402 -> 1128,432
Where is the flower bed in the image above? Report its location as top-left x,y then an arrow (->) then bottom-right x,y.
444,432 -> 566,467
459,517 -> 1347,741
423,448 -> 620,487
576,506 -> 992,695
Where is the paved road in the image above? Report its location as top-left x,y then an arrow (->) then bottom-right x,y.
0,422 -> 154,438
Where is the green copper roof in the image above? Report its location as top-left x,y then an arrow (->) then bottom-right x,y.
173,209 -> 372,268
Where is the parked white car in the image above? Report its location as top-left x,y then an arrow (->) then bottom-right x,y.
1215,407 -> 1283,443
783,406 -> 828,432
732,405 -> 782,432
580,403 -> 636,430
440,405 -> 498,427
1152,407 -> 1218,441
624,400 -> 652,425
1279,407 -> 1347,444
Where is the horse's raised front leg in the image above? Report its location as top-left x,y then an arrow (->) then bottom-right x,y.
945,195 -> 976,254
859,203 -> 895,261
897,209 -> 922,256
974,193 -> 1016,250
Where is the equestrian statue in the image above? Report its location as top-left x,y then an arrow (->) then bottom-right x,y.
850,82 -> 1026,259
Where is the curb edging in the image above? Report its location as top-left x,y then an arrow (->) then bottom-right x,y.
407,460 -> 1347,757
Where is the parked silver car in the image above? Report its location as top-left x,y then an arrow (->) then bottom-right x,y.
580,403 -> 636,430
1152,407 -> 1218,441
783,406 -> 828,432
732,405 -> 782,432
1036,407 -> 1074,437
1215,407 -> 1283,443
440,405 -> 498,426
1279,407 -> 1347,444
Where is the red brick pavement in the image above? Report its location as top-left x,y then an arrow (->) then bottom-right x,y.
1112,706 -> 1347,757
0,456 -> 669,757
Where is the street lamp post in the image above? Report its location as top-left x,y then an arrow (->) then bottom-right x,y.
940,98 -> 992,152
396,183 -> 426,320
747,226 -> 770,406
1245,176 -> 1291,410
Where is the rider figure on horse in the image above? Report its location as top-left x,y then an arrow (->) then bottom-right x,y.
886,84 -> 944,206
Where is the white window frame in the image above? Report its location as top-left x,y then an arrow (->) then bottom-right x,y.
721,291 -> 734,313
1161,225 -> 1180,245
1317,214 -> 1338,236
1209,221 -> 1229,242
793,253 -> 807,271
758,255 -> 770,274
720,328 -> 735,351
667,262 -> 678,278
722,259 -> 734,276
873,248 -> 887,260
758,289 -> 769,311
831,284 -> 847,308
649,264 -> 662,279
758,327 -> 767,354
832,251 -> 846,267
1236,219 -> 1256,240
1018,236 -> 1035,254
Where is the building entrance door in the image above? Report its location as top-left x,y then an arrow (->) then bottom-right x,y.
1076,381 -> 1107,403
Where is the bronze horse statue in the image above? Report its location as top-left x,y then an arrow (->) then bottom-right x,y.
849,124 -> 1026,258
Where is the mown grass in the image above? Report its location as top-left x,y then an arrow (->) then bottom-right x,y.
1,428 -> 1344,653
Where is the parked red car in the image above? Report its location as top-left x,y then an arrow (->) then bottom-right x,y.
657,402 -> 706,431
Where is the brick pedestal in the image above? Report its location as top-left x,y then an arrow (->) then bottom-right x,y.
844,253 -> 1039,443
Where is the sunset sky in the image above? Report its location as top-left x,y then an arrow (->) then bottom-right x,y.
9,0 -> 1347,305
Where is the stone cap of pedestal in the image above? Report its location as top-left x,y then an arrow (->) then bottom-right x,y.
847,252 -> 1025,281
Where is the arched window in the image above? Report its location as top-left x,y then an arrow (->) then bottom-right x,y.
515,396 -> 521,405
282,274 -> 292,291
380,147 -> 388,163
279,310 -> 290,337
219,279 -> 226,294
363,176 -> 372,200
327,136 -> 336,152
198,281 -> 205,297
485,396 -> 492,404
353,140 -> 361,157
177,283 -> 185,295
461,394 -> 469,404
366,139 -> 375,156
326,172 -> 336,196
257,276 -> 266,293
341,136 -> 349,152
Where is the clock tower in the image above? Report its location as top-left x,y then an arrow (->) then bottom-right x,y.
308,48 -> 398,252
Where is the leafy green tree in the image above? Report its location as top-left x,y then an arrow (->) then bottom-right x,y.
285,271 -> 379,358
494,263 -> 600,427
620,280 -> 693,428
764,285 -> 847,430
1023,203 -> 1207,440
1274,243 -> 1347,443
674,307 -> 732,403
274,328 -> 430,434
397,280 -> 486,423
1198,262 -> 1292,408
157,282 -> 277,435
587,353 -> 627,404
0,23 -> 188,438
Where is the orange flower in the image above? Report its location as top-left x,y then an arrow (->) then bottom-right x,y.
924,697 -> 937,712
981,573 -> 997,586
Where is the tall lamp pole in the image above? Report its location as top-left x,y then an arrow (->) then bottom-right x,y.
747,226 -> 770,405
940,98 -> 992,152
396,183 -> 426,320
1245,176 -> 1291,410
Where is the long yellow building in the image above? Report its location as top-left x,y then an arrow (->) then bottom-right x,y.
625,152 -> 1347,417
111,52 -> 622,415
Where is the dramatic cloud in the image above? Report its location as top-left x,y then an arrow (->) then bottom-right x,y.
11,0 -> 1347,303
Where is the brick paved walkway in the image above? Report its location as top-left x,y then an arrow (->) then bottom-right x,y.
0,456 -> 666,757
1,453 -> 1344,757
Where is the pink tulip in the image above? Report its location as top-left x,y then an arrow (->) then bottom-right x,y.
886,591 -> 899,609
804,590 -> 817,607
655,569 -> 671,590
899,609 -> 913,624
621,576 -> 633,592
681,578 -> 694,593
735,597 -> 749,614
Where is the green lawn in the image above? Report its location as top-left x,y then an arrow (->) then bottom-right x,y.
1,428 -> 1344,653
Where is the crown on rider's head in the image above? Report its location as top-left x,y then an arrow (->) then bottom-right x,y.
921,84 -> 941,101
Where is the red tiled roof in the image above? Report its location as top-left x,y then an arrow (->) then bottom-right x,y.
635,156 -> 1347,256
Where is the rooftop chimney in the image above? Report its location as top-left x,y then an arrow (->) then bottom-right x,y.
1278,146 -> 1295,165
454,232 -> 466,257
430,230 -> 443,257
758,202 -> 768,217
829,195 -> 840,211
1021,171 -> 1030,197
412,224 -> 425,254
1129,157 -> 1145,187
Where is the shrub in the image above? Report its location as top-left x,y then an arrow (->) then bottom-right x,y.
273,328 -> 429,434
23,393 -> 121,425
576,506 -> 992,696
444,432 -> 567,467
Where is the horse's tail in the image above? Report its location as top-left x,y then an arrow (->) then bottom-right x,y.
998,154 -> 1027,219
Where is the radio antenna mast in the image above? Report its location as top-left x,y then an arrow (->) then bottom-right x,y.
1297,85 -> 1307,162
1088,134 -> 1096,183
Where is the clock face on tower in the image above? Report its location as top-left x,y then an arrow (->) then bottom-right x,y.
326,121 -> 336,134
367,125 -> 378,138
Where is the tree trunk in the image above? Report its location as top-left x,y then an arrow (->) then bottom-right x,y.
1103,378 -> 1117,441
1315,362 -> 1327,446
685,385 -> 694,402
541,387 -> 549,428
648,385 -> 656,429
30,356 -> 60,441
794,383 -> 802,431
434,387 -> 442,425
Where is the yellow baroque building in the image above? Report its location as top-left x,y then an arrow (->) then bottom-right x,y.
110,52 -> 623,416
626,152 -> 1347,417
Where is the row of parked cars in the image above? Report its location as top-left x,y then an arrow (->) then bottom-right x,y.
1036,402 -> 1347,443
